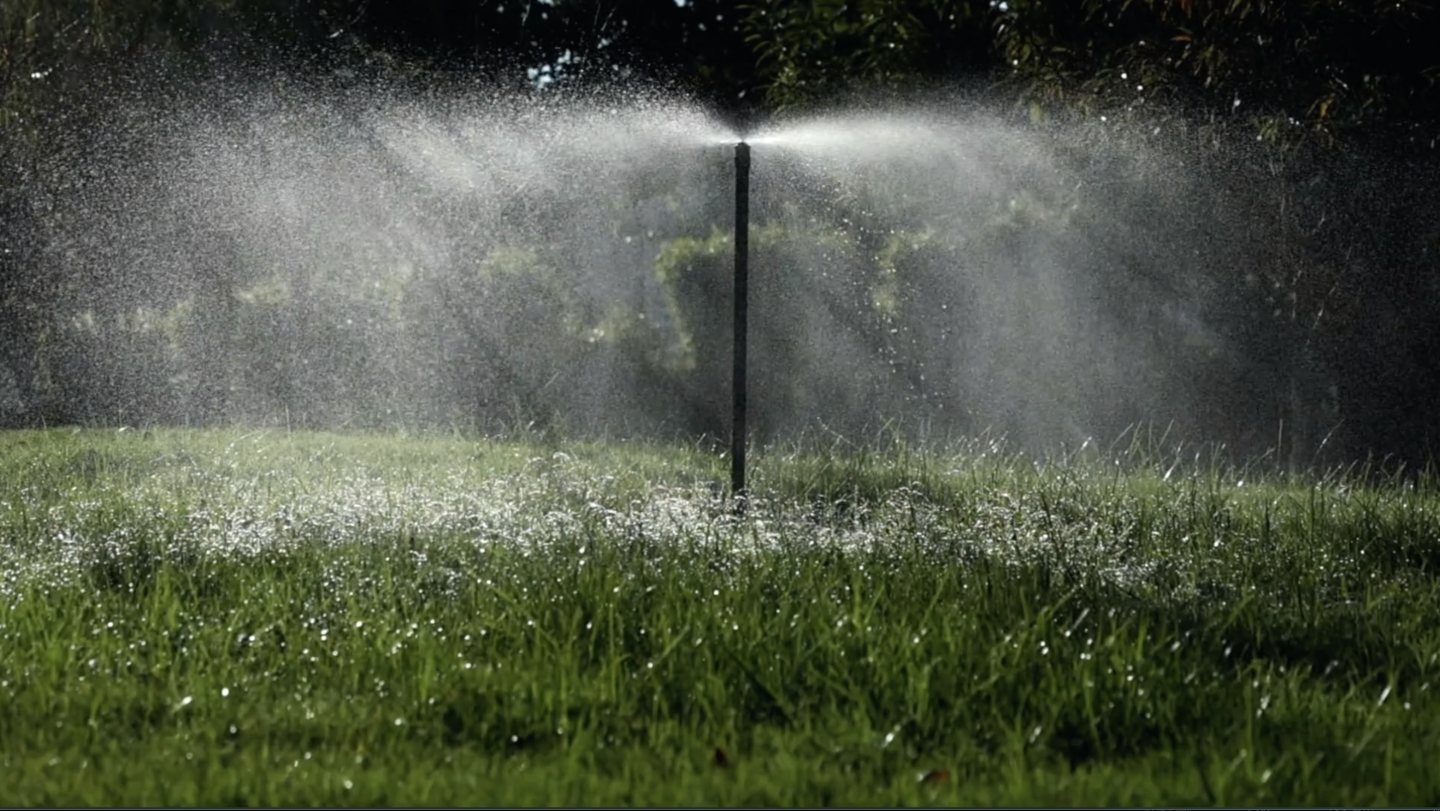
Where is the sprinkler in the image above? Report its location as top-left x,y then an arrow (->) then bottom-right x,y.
732,141 -> 750,511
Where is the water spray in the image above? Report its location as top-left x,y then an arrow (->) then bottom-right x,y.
732,141 -> 751,511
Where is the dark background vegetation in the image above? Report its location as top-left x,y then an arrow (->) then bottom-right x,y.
2,0 -> 1438,469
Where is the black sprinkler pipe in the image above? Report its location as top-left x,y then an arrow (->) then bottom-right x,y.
732,142 -> 750,509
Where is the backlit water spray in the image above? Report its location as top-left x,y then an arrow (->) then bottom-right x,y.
7,79 -> 1346,470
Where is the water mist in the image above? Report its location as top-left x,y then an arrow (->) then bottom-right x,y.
6,78 -> 1348,469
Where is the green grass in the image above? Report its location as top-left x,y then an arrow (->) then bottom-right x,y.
2,427 -> 1439,805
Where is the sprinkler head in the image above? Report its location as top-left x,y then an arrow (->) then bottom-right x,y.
731,136 -> 751,507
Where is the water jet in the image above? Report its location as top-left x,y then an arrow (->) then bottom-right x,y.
7,82 -> 1352,469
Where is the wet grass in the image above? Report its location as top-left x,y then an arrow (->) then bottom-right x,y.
2,427 -> 1439,805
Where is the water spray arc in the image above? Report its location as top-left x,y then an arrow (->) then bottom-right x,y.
28,88 -> 1321,479
732,141 -> 751,508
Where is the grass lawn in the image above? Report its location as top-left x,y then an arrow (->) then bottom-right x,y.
2,427 -> 1438,805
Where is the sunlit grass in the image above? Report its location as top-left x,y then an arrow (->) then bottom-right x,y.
2,428 -> 1439,805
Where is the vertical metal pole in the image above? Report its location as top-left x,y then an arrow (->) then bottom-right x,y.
732,142 -> 751,510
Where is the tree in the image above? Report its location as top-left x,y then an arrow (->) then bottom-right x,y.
742,0 -> 996,113
992,0 -> 1440,147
